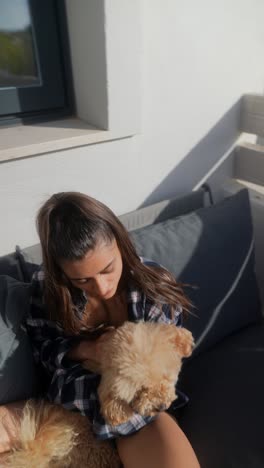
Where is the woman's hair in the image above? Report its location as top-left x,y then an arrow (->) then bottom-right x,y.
37,192 -> 190,334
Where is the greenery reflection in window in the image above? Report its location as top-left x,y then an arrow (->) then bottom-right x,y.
0,0 -> 39,88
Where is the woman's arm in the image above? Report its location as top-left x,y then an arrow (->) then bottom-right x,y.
67,340 -> 92,361
26,269 -> 114,373
67,326 -> 115,361
68,329 -> 116,374
25,315 -> 101,422
24,300 -> 115,426
24,269 -> 79,374
25,315 -> 80,373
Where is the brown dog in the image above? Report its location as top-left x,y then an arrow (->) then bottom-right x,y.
4,401 -> 120,468
96,322 -> 194,425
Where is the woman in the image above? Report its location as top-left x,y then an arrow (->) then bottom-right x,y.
1,192 -> 200,468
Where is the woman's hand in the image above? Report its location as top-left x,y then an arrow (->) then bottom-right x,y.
82,328 -> 116,373
93,328 -> 116,350
67,327 -> 116,373
67,339 -> 96,362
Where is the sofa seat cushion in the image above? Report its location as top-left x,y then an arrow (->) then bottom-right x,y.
177,321 -> 264,468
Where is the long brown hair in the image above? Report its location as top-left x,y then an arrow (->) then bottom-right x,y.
37,192 -> 190,334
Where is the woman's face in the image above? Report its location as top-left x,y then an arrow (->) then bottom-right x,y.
61,238 -> 123,300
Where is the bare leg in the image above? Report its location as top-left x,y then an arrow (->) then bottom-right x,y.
117,412 -> 200,468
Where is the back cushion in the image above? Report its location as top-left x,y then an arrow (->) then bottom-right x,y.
120,190 -> 205,231
0,252 -> 24,281
130,189 -> 262,356
0,275 -> 38,404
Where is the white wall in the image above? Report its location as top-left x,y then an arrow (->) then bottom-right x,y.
1,0 -> 264,255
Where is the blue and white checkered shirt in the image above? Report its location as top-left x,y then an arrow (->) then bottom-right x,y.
25,259 -> 187,440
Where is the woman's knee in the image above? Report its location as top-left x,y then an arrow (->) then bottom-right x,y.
117,413 -> 200,468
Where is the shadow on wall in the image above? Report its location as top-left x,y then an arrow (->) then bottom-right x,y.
139,98 -> 242,208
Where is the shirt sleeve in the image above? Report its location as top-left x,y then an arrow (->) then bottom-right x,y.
26,310 -> 105,425
24,269 -> 102,423
144,300 -> 183,326
24,269 -> 78,374
25,315 -> 78,373
26,310 -> 102,424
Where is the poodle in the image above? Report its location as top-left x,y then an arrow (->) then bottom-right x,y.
96,321 -> 194,425
4,401 -> 120,468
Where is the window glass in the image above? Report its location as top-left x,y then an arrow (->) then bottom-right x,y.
0,0 -> 39,88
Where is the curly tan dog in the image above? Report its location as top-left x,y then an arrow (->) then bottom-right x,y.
96,322 -> 194,426
4,401 -> 120,468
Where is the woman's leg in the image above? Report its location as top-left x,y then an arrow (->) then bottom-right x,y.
117,412 -> 200,468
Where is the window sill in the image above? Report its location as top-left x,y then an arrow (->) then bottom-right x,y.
0,117 -> 134,163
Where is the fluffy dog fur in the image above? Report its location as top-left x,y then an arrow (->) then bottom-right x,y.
4,321 -> 193,467
97,322 -> 194,425
4,402 -> 120,468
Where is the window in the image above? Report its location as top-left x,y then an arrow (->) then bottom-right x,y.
0,0 -> 72,120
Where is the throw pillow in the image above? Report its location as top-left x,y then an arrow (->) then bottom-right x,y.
130,189 -> 262,356
0,253 -> 24,281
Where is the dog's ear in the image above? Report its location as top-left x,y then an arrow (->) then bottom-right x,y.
173,327 -> 194,357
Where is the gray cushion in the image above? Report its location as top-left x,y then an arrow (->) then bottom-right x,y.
119,189 -> 205,231
17,244 -> 42,267
0,275 -> 38,404
15,246 -> 40,282
178,321 -> 264,468
0,252 -> 24,281
130,189 -> 262,356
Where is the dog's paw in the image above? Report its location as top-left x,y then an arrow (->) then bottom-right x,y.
131,385 -> 176,417
131,388 -> 157,416
100,395 -> 134,426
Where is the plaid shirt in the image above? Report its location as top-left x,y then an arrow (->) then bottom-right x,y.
24,258 -> 187,440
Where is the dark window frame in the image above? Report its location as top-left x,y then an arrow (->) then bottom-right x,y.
0,0 -> 74,125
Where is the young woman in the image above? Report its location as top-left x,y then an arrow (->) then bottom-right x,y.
1,192 -> 200,468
